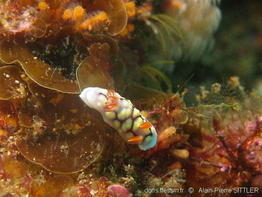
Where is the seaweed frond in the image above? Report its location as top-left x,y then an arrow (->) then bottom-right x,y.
146,14 -> 183,58
141,63 -> 173,93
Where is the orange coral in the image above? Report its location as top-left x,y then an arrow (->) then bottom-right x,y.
0,0 -> 128,39
72,5 -> 85,21
125,1 -> 136,17
62,8 -> 73,20
79,11 -> 110,31
38,1 -> 49,11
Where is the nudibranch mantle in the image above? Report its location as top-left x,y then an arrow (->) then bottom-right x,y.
79,87 -> 158,150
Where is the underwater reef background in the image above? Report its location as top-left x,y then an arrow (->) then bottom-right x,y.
0,0 -> 262,196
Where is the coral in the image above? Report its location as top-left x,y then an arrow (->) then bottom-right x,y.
78,11 -> 110,32
38,1 -> 49,11
0,1 -> 137,194
0,0 -> 128,39
0,1 -> 38,35
81,0 -> 128,35
0,0 -> 130,96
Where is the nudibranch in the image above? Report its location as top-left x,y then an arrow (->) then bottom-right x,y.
79,87 -> 158,150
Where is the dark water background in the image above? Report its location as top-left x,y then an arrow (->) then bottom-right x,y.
171,0 -> 262,94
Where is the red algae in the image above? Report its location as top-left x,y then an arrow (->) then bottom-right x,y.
241,135 -> 262,173
183,82 -> 262,195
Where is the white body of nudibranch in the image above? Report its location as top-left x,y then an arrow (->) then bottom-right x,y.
79,87 -> 158,150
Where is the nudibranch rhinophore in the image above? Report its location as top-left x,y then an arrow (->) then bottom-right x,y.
79,87 -> 158,150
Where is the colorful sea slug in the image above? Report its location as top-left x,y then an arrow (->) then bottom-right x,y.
79,87 -> 158,150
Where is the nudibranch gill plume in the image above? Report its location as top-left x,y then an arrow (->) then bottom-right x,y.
79,87 -> 158,150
